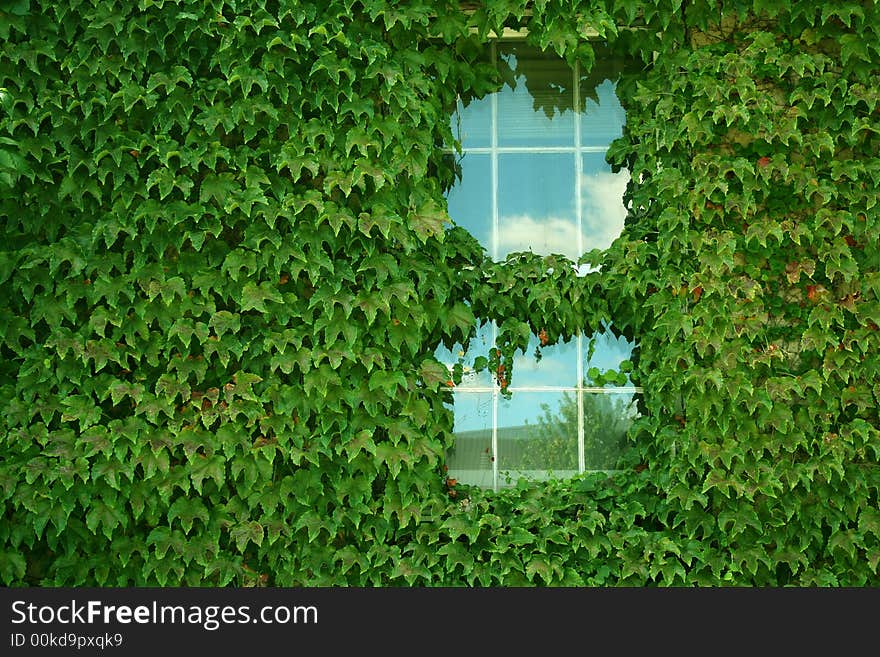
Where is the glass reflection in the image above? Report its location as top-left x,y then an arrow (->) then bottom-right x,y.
447,392 -> 494,488
579,78 -> 627,146
445,153 -> 492,249
581,153 -> 629,252
583,391 -> 638,470
497,43 -> 575,147
453,95 -> 492,149
498,153 -> 577,259
498,392 -> 578,485
511,334 -> 577,388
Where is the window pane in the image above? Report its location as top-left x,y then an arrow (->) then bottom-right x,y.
453,95 -> 492,149
583,391 -> 638,470
498,152 -> 577,259
579,78 -> 627,147
584,326 -> 637,386
446,392 -> 494,488
497,392 -> 578,485
446,153 -> 492,249
497,43 -> 575,147
434,322 -> 494,389
511,333 -> 577,388
581,153 -> 629,252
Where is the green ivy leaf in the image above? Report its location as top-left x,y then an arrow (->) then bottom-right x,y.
230,521 -> 264,552
167,496 -> 210,534
240,281 -> 284,312
409,200 -> 448,242
418,358 -> 449,390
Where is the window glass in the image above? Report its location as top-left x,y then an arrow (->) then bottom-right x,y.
498,391 -> 579,482
511,333 -> 578,388
497,153 -> 578,260
581,152 -> 629,252
445,392 -> 495,488
579,79 -> 627,146
445,153 -> 493,249
454,95 -> 493,149
496,43 -> 575,147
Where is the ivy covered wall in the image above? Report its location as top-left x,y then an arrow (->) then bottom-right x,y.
1,0 -> 878,586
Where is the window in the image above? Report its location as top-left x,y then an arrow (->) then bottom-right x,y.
438,40 -> 641,490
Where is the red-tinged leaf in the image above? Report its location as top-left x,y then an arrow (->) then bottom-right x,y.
409,199 -> 448,242
859,509 -> 880,539
418,358 -> 449,390
209,310 -> 241,338
230,521 -> 264,552
146,527 -> 186,560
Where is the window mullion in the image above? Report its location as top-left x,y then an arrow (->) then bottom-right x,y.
490,40 -> 500,492
574,59 -> 586,473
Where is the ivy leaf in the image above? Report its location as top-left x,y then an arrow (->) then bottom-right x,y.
108,381 -> 145,406
199,173 -> 237,205
240,281 -> 284,312
209,311 -> 241,338
355,291 -> 389,323
60,395 -> 101,430
439,302 -> 476,336
189,455 -> 226,494
167,496 -> 210,534
497,527 -> 535,549
230,521 -> 264,552
390,558 -> 431,584
341,429 -> 376,462
270,348 -> 312,375
441,515 -> 480,543
85,499 -> 128,541
136,448 -> 170,479
147,527 -> 186,560
224,186 -> 268,217
418,358 -> 449,390
91,457 -> 134,491
295,511 -> 330,543
859,509 -> 880,539
345,127 -> 378,157
227,65 -> 268,98
409,200 -> 448,242
436,542 -> 474,575
525,557 -> 555,584
368,370 -> 407,396
373,443 -> 413,479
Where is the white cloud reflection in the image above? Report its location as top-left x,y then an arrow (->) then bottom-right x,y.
496,169 -> 630,263
581,169 -> 630,251
497,213 -> 583,261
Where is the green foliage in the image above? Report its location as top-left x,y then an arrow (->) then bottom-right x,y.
0,0 -> 877,587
